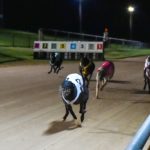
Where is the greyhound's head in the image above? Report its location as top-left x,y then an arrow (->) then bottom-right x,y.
62,80 -> 77,102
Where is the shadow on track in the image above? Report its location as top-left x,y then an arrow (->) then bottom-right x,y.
108,80 -> 130,84
132,89 -> 150,95
43,120 -> 80,135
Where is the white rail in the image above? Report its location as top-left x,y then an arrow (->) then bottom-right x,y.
126,115 -> 150,150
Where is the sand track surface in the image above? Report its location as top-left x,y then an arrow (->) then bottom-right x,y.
0,57 -> 150,150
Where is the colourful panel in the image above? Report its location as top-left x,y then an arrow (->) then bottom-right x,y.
88,44 -> 94,50
51,43 -> 57,49
70,43 -> 77,49
34,43 -> 40,48
42,43 -> 48,49
60,43 -> 66,49
80,44 -> 85,49
97,43 -> 103,50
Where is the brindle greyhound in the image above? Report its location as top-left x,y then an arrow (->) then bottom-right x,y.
79,56 -> 95,87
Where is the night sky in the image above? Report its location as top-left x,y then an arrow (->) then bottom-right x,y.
2,0 -> 150,42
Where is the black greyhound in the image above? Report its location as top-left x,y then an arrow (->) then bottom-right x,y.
79,56 -> 95,87
143,65 -> 150,93
61,73 -> 89,124
48,52 -> 64,74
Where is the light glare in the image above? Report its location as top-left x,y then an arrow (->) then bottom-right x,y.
128,6 -> 135,12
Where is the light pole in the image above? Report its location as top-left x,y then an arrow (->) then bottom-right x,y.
128,5 -> 135,39
79,0 -> 82,33
0,0 -> 4,27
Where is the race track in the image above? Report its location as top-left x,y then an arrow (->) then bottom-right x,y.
0,57 -> 150,150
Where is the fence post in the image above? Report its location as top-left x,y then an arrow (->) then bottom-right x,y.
12,34 -> 15,47
38,28 -> 43,41
126,115 -> 150,150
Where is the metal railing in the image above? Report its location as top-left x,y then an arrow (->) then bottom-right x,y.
126,115 -> 150,150
40,28 -> 147,48
0,28 -> 149,48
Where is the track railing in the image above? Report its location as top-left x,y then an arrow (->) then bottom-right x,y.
125,115 -> 150,150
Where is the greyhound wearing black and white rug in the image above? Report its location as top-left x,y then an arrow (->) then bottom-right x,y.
60,73 -> 89,126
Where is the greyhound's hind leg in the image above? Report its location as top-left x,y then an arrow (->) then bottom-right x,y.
57,66 -> 64,74
53,66 -> 58,73
56,67 -> 61,74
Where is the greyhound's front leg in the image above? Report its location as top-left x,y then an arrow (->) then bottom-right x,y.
96,80 -> 100,99
53,66 -> 57,73
96,73 -> 100,98
148,79 -> 150,93
100,78 -> 107,91
79,103 -> 86,122
68,105 -> 77,120
63,104 -> 69,121
56,66 -> 61,74
89,72 -> 93,82
80,113 -> 85,122
86,77 -> 89,87
48,65 -> 53,74
143,78 -> 147,90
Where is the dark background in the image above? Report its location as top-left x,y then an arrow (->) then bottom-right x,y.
1,0 -> 150,42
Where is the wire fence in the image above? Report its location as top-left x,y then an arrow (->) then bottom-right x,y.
40,28 -> 149,48
0,29 -> 38,48
0,28 -> 149,48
